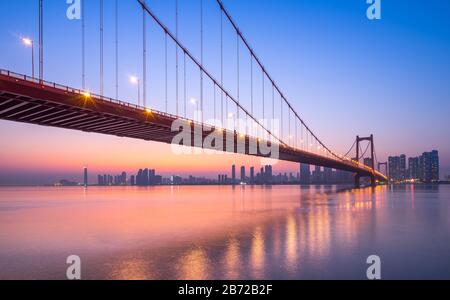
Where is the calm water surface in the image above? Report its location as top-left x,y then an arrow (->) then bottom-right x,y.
0,184 -> 449,279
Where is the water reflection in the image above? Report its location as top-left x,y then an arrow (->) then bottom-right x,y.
223,237 -> 240,279
1,184 -> 450,279
178,247 -> 209,280
250,226 -> 265,279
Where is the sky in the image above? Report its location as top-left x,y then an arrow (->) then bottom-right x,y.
0,0 -> 449,184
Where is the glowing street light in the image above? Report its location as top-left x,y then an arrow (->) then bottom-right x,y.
129,76 -> 140,106
21,37 -> 35,78
190,97 -> 199,112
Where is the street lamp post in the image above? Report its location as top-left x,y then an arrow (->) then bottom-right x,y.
22,38 -> 35,78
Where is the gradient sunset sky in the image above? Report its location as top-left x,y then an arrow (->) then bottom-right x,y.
0,0 -> 449,184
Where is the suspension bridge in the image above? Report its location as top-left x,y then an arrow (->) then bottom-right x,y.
0,0 -> 387,186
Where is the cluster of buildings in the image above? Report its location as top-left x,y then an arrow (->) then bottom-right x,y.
217,164 -> 354,185
388,150 -> 439,183
218,165 -> 274,185
96,168 -> 216,186
97,172 -> 128,186
75,150 -> 440,187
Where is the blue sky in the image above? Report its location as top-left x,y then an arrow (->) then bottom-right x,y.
0,0 -> 449,183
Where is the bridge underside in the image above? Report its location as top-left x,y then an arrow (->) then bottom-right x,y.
0,72 -> 387,182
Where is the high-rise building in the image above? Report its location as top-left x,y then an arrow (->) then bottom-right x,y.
324,167 -> 333,184
231,165 -> 236,184
240,166 -> 246,183
136,169 -> 143,186
312,165 -> 322,183
97,175 -> 103,186
300,164 -> 310,184
250,167 -> 255,184
143,169 -> 150,186
83,167 -> 88,187
121,172 -> 127,185
408,157 -> 420,179
264,165 -> 273,184
149,169 -> 156,185
400,154 -> 407,180
431,150 -> 439,181
388,156 -> 401,181
421,150 -> 439,182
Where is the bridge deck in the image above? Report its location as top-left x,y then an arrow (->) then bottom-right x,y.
0,70 -> 387,181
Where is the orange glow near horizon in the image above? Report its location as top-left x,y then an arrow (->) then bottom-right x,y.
0,121 -> 296,177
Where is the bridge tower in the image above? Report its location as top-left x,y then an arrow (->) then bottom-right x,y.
354,134 -> 375,188
378,162 -> 388,179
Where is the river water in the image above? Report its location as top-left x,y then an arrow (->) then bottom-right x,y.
0,184 -> 449,279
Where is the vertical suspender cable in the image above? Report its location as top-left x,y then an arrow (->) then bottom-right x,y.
184,51 -> 187,117
39,0 -> 43,82
115,0 -> 119,99
200,0 -> 203,124
175,0 -> 179,115
301,123 -> 304,151
236,33 -> 239,131
262,71 -> 265,120
220,9 -> 224,128
81,0 -> 85,89
250,55 -> 254,136
142,0 -> 147,107
272,85 -> 275,139
288,108 -> 291,145
280,96 -> 283,141
165,31 -> 168,112
250,55 -> 253,115
272,85 -> 275,120
100,0 -> 104,96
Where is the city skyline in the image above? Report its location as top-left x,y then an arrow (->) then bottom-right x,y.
26,148 -> 443,187
1,0 -> 449,184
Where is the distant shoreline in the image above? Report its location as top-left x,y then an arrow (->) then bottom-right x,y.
0,182 -> 449,188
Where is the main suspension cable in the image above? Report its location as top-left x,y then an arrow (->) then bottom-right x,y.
136,0 -> 286,146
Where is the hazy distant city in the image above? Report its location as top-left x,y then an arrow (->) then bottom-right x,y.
49,149 -> 446,188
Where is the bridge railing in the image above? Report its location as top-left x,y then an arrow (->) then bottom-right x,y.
0,69 -> 203,127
